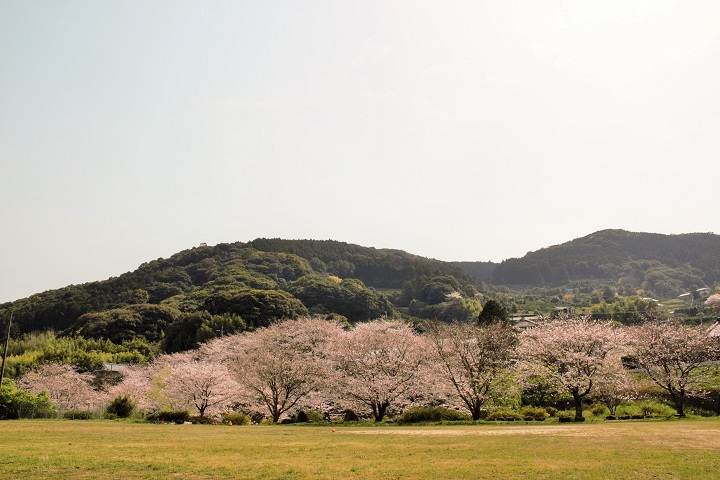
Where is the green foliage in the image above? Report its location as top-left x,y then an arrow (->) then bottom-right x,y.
589,404 -> 609,417
557,410 -> 576,421
0,379 -> 56,419
223,412 -> 251,425
409,297 -> 482,322
398,407 -> 471,423
163,311 -> 247,353
621,401 -> 676,418
518,406 -> 550,421
486,409 -> 524,421
106,395 -> 136,418
3,331 -> 156,375
70,304 -> 182,343
298,410 -> 325,423
478,299 -> 509,325
147,410 -> 190,423
491,230 -> 720,297
589,295 -> 660,324
247,239 -> 476,289
204,288 -> 308,328
63,410 -> 94,420
288,274 -> 396,322
399,275 -> 477,307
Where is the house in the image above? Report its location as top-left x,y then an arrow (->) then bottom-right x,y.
553,306 -> 576,317
93,363 -> 128,390
707,319 -> 720,338
511,314 -> 543,329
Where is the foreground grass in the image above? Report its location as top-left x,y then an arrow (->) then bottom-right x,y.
1,418 -> 720,479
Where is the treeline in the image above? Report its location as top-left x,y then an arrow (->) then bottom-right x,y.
2,331 -> 157,378
489,230 -> 720,295
9,317 -> 720,423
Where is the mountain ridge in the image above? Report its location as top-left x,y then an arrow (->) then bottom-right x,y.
2,229 -> 719,338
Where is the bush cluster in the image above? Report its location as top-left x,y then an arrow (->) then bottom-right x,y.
147,410 -> 190,423
106,395 -> 136,418
519,406 -> 550,421
0,379 -> 56,419
223,412 -> 251,425
486,409 -> 523,421
295,410 -> 325,423
398,406 -> 470,423
63,410 -> 93,420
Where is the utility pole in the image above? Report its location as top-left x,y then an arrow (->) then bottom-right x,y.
0,310 -> 12,388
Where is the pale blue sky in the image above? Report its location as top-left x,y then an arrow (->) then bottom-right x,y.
2,0 -> 719,302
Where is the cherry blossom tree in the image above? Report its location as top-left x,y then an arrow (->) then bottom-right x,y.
202,317 -> 345,422
519,318 -> 623,421
18,363 -> 102,412
627,322 -> 720,416
329,319 -> 430,421
427,320 -> 518,420
589,360 -> 637,416
162,352 -> 239,418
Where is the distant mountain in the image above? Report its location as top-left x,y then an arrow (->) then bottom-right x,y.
484,229 -> 720,296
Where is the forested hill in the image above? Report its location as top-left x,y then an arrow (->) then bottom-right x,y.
487,229 -> 720,296
246,238 -> 474,288
0,239 -> 480,340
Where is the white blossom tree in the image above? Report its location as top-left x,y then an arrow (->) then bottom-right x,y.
519,318 -> 623,421
427,320 -> 518,420
628,322 -> 720,416
202,317 -> 345,422
18,363 -> 102,412
164,352 -> 239,418
589,360 -> 637,416
329,319 -> 430,421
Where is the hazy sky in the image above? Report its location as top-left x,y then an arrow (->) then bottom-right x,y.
1,0 -> 719,302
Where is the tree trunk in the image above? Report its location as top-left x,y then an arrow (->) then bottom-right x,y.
669,389 -> 685,417
573,394 -> 584,421
373,402 -> 389,422
675,396 -> 685,417
471,403 -> 482,421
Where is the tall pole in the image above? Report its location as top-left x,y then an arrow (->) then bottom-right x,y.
0,310 -> 12,388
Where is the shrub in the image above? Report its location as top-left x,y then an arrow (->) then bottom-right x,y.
189,415 -> 215,424
295,409 -> 325,423
618,401 -> 675,418
557,410 -> 575,422
589,404 -> 609,417
398,407 -> 471,423
0,379 -> 56,419
519,406 -> 550,421
690,408 -> 717,418
223,412 -> 251,425
486,409 -> 523,421
106,395 -> 135,418
637,401 -> 675,418
343,409 -> 359,422
545,407 -> 558,417
148,410 -> 190,423
63,410 -> 93,420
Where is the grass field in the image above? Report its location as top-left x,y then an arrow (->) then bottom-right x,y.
1,418 -> 720,479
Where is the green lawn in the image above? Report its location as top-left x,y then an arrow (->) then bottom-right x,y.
1,418 -> 719,479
